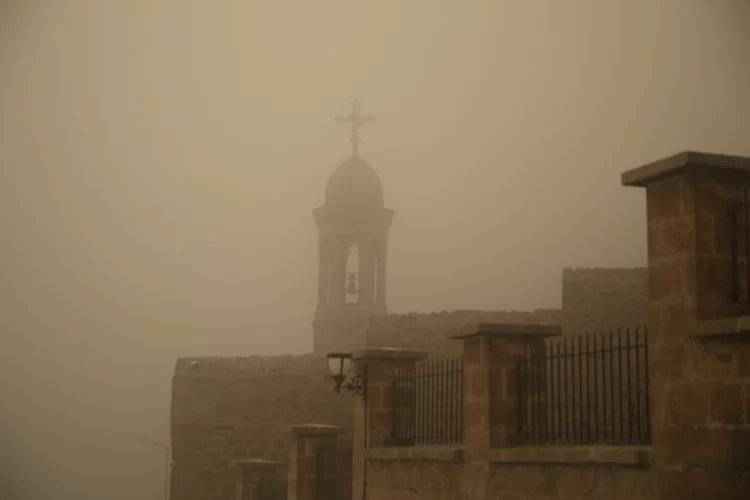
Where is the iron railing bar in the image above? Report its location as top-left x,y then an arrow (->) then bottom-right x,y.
644,326 -> 651,441
517,360 -> 523,442
564,337 -> 569,444
593,333 -> 599,444
617,328 -> 625,443
545,344 -> 551,443
586,333 -> 591,444
635,327 -> 642,442
609,330 -> 614,444
627,327 -> 633,444
556,342 -> 562,444
745,188 -> 749,309
577,335 -> 583,445
530,348 -> 536,444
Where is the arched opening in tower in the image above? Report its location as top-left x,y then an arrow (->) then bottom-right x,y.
345,244 -> 360,305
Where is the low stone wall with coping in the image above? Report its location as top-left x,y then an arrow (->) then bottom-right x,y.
364,445 -> 655,500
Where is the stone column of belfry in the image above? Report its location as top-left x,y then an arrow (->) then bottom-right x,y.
328,239 -> 347,306
376,238 -> 387,308
317,233 -> 329,306
358,241 -> 376,305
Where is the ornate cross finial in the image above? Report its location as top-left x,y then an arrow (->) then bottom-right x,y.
335,99 -> 375,157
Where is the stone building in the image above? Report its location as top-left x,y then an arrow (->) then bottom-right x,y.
267,151 -> 750,500
169,104 -> 653,500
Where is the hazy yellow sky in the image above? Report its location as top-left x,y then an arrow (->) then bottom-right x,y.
1,1 -> 749,499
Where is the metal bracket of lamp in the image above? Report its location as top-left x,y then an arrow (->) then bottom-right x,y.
326,352 -> 366,396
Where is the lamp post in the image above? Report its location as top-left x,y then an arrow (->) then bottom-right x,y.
325,352 -> 367,500
133,436 -> 171,500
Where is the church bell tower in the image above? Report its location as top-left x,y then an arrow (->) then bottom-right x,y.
312,100 -> 394,354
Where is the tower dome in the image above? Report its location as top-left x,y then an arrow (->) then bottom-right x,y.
325,156 -> 384,207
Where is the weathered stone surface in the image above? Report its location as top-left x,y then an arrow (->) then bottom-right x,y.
170,355 -> 354,500
562,267 -> 648,336
366,309 -> 564,358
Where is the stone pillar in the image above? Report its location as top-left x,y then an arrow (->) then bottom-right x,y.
353,347 -> 428,447
622,151 -> 750,499
453,323 -> 561,452
287,424 -> 345,500
350,348 -> 427,500
235,459 -> 283,500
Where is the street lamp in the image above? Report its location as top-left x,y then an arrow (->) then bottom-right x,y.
326,352 -> 369,500
325,352 -> 365,396
133,436 -> 171,500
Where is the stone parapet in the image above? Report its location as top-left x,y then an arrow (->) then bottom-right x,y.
292,424 -> 347,436
456,322 -> 562,338
365,446 -> 463,462
482,445 -> 651,466
362,444 -> 651,466
353,347 -> 428,362
692,316 -> 750,338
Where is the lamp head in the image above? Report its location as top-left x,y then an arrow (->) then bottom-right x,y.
326,352 -> 353,393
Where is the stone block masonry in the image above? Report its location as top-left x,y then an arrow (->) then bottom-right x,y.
365,446 -> 656,500
366,309 -> 563,358
562,267 -> 648,335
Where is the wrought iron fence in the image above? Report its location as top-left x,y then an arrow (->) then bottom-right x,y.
391,357 -> 463,446
516,326 -> 650,445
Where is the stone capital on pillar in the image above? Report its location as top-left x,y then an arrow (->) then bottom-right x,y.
452,323 -> 561,451
287,424 -> 345,500
622,151 -> 750,328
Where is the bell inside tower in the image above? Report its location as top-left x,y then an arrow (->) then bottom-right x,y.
345,244 -> 359,304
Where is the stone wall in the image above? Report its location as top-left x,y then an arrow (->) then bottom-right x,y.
561,267 -> 648,335
170,270 -> 651,500
366,309 -> 563,357
169,355 -> 354,500
365,448 -> 656,500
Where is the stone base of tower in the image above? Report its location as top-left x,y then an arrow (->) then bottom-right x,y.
312,306 -> 382,355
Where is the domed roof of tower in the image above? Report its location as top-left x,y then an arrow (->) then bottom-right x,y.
325,156 -> 384,207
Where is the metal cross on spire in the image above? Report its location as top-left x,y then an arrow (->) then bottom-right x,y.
335,99 -> 375,157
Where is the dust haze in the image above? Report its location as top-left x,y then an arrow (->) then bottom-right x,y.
1,1 -> 749,499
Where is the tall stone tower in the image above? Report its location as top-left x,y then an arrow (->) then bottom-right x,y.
312,100 -> 394,354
